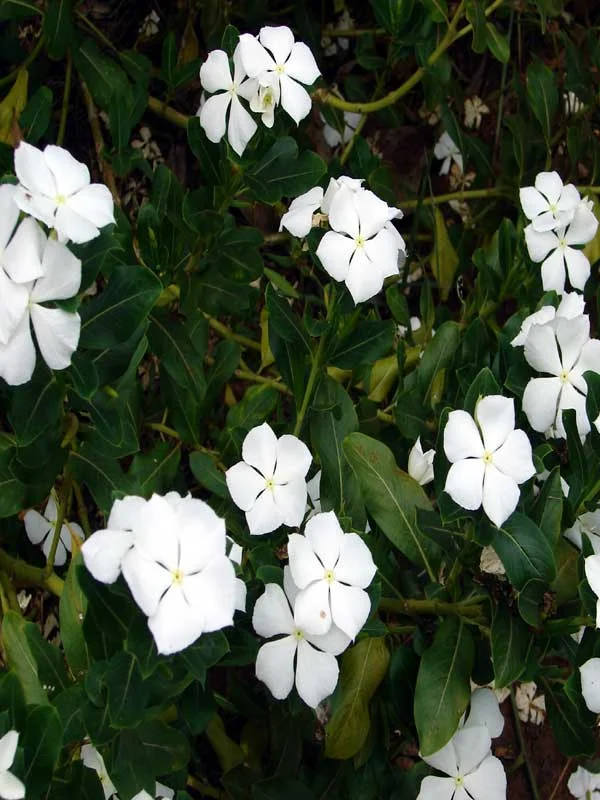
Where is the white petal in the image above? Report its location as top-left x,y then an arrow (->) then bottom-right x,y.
354,189 -> 390,240
0,770 -> 25,799
294,579 -> 332,635
535,171 -> 563,204
242,422 -> 278,477
0,731 -> 18,772
44,145 -> 90,197
564,247 -> 590,291
422,737 -> 458,775
279,74 -> 312,124
328,185 -> 360,238
475,395 -> 514,453
2,216 -> 45,283
0,184 -> 20,252
226,462 -> 265,511
259,25 -> 294,65
465,689 -> 504,738
14,141 -> 56,197
176,495 -> 226,572
273,479 -> 307,527
556,315 -> 589,372
519,187 -> 549,221
524,225 -> 558,262
329,581 -> 370,639
462,754 -> 507,800
148,585 -> 205,655
304,511 -> 343,570
482,465 -> 520,527
522,377 -> 561,433
32,238 -> 81,302
67,184 -> 115,229
121,549 -> 171,617
107,495 -> 146,530
283,564 -> 300,606
408,438 -> 435,485
53,204 -> 99,244
246,489 -> 284,535
280,205 -> 315,237
416,776 -> 455,800
288,532 -> 325,588
284,41 -> 320,85
580,658 -> 600,713
252,583 -> 295,637
81,528 -> 133,583
492,430 -> 535,483
585,555 -> 600,599
232,42 -> 248,85
345,247 -> 384,303
557,291 -> 585,319
334,533 -> 376,588
363,228 -> 400,279
566,204 -> 599,245
274,434 -> 312,482
13,187 -> 56,228
24,509 -> 51,545
239,33 -> 276,78
200,49 -> 232,93
295,639 -> 338,707
30,305 -> 80,370
315,230 -> 355,281
444,459 -> 485,511
235,578 -> 246,612
454,726 -> 493,775
199,92 -> 231,144
183,555 -> 235,632
523,323 -> 562,375
577,338 -> 600,379
0,270 -> 28,346
305,623 -> 351,656
541,248 -> 567,293
556,382 -> 589,438
255,636 -> 297,699
0,311 -> 35,386
227,95 -> 257,156
134,494 -> 179,567
444,410 -> 484,462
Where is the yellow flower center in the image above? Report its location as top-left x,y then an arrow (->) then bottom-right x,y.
355,234 -> 365,248
560,369 -> 570,384
324,569 -> 335,584
559,237 -> 567,249
55,194 -> 67,205
482,450 -> 493,465
275,64 -> 285,74
171,568 -> 184,585
454,775 -> 464,787
265,477 -> 275,491
293,629 -> 304,640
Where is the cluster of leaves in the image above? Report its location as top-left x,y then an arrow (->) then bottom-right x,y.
2,0 -> 600,798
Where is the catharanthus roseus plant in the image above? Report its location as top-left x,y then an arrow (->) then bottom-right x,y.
4,2 -> 600,800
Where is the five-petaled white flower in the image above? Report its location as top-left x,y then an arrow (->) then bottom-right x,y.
408,437 -> 435,486
82,492 -> 236,655
443,395 -> 535,527
463,96 -> 490,129
316,184 -> 405,303
515,681 -> 546,725
199,44 -> 258,156
0,731 -> 25,800
225,422 -> 312,535
0,233 -> 82,386
521,315 -> 600,439
287,511 -> 376,639
434,132 -> 463,176
14,142 -> 115,243
24,490 -> 83,566
279,186 -> 324,238
519,171 -> 581,233
524,199 -> 598,293
252,567 -> 350,707
511,291 -> 585,347
239,26 -> 321,125
567,765 -> 600,799
579,657 -> 600,713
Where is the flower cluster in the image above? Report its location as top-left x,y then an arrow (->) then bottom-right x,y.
198,26 -> 320,156
280,176 -> 406,303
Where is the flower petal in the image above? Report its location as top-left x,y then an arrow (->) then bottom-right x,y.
67,184 -> 115,229
444,410 -> 484,462
227,95 -> 257,156
482,464 -> 520,527
328,185 -> 360,238
315,230 -> 355,281
24,509 -> 52,545
0,184 -> 20,252
0,731 -> 18,773
239,33 -> 276,78
54,204 -> 100,244
225,462 -> 265,511
345,247 -> 384,303
177,496 -> 227,572
354,189 -> 390,240
475,395 -> 515,453
0,270 -> 28,346
135,494 -> 179,568
30,305 -> 80,370
199,92 -> 231,144
305,623 -> 351,656
200,49 -> 232,93
255,636 -> 297,699
330,581 -> 371,639
363,228 -> 400,279
556,381 -> 589,438
416,776 -> 455,800
259,25 -> 294,65
444,459 -> 485,511
15,141 -> 56,197
564,247 -> 590,291
279,74 -> 312,124
580,659 -> 600,713
556,315 -> 589,372
242,422 -> 278,477
462,754 -> 507,800
246,488 -> 284,535
294,579 -> 332,635
295,638 -> 338,707
121,549 -> 171,617
43,144 -> 90,197
540,248 -> 566,293
148,585 -> 205,655
2,216 -> 45,283
535,171 -> 563,204
524,225 -> 557,262
304,511 -> 343,570
566,204 -> 598,245
0,769 -> 25,800
81,528 -> 134,583
454,726 -> 493,775
421,738 -> 458,775
585,554 -> 600,599
288,532 -> 325,588
492,430 -> 535,484
523,323 -> 563,375
274,434 -> 312,482
13,187 -> 56,228
273,479 -> 308,527
253,582 -> 294,637
183,555 -> 235,632
0,312 -> 35,386
519,187 -> 549,221
465,688 -> 504,738
334,533 -> 376,587
108,495 -> 146,530
284,42 -> 320,85
32,238 -> 81,302
522,377 -> 561,433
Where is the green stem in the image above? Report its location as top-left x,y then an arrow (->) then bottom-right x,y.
0,572 -> 19,614
379,596 -> 485,619
72,479 -> 92,539
403,187 -> 506,210
147,95 -> 189,128
0,549 -> 64,597
511,687 -> 541,800
145,422 -> 180,440
186,774 -> 224,799
543,615 -> 595,633
0,35 -> 46,89
205,315 -> 261,352
234,368 -> 291,395
292,332 -> 329,437
57,52 -> 72,146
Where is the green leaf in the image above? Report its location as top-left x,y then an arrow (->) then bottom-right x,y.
106,651 -> 148,728
533,466 -> 563,546
466,0 -> 486,52
73,38 -> 129,109
252,778 -> 316,800
417,321 -> 460,403
9,365 -> 63,447
526,58 -> 558,142
429,209 -> 459,301
546,676 -> 596,757
23,623 -> 70,694
180,631 -> 230,685
1,611 -> 48,705
19,86 -> 52,143
343,433 -> 440,576
189,451 -> 228,498
80,265 -> 162,349
69,445 -> 130,515
421,0 -> 448,23
0,450 -> 25,517
485,22 -> 510,62
266,284 -> 312,355
24,705 -> 63,797
490,604 -> 531,687
491,512 -> 556,590
369,0 -> 419,33
325,637 -> 390,759
245,137 -> 326,203
0,0 -> 42,20
128,442 -> 181,497
187,116 -> 223,185
330,320 -> 394,369
414,618 -> 474,756
217,224 -> 264,283
226,384 -> 279,432
43,0 -> 74,59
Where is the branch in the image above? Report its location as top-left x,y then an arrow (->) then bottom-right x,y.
0,549 -> 64,597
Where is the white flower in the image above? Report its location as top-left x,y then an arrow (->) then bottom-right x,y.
287,511 -> 376,639
565,509 -> 600,554
81,744 -> 116,800
321,111 -> 361,148
408,437 -> 435,486
519,171 -> 581,233
198,45 -> 258,157
24,490 -> 83,566
0,184 -> 45,345
521,315 -> 600,439
316,184 -> 405,303
524,200 -> 598,293
564,91 -> 584,116
585,557 -> 600,627
82,493 -> 236,655
306,470 -> 322,517
239,26 -> 320,125
515,681 -> 546,725
252,568 -> 350,707
434,132 -> 463,176
225,422 -> 312,536
580,657 -> 600,713
417,726 -> 506,800
249,72 -> 279,128
479,545 -> 505,576
226,535 -> 247,612
321,175 -> 364,214
511,291 -> 585,347
0,235 -> 82,386
0,731 -> 24,800
14,142 -> 115,244
443,395 -> 535,527
279,186 -> 324,238
464,96 -> 490,129
463,688 -> 505,737
568,766 -> 600,798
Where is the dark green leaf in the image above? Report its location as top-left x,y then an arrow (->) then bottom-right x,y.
491,604 -> 531,686
24,705 -> 63,796
526,58 -> 558,142
245,137 -> 326,203
330,320 -> 394,370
